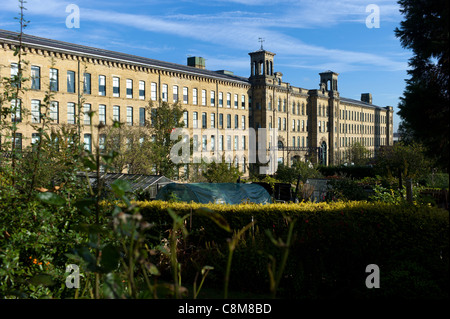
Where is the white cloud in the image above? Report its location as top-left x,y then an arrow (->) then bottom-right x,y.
0,0 -> 406,73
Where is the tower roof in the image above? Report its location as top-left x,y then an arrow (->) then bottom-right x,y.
248,49 -> 276,56
319,70 -> 339,75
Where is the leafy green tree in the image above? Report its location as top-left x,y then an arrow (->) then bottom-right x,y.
0,0 -> 29,187
145,100 -> 185,178
395,0 -> 449,169
276,161 -> 322,184
346,142 -> 370,165
100,100 -> 185,177
375,142 -> 432,183
203,156 -> 242,183
275,164 -> 297,184
100,124 -> 151,174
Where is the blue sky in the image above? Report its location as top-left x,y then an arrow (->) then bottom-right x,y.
1,0 -> 411,132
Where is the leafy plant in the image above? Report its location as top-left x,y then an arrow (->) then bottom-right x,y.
265,217 -> 296,298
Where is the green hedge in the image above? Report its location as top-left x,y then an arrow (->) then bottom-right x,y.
134,200 -> 449,299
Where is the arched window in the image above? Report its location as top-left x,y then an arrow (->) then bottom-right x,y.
278,140 -> 284,149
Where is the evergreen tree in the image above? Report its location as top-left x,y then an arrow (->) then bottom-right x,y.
395,0 -> 449,169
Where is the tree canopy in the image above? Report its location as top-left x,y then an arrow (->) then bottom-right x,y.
395,0 -> 449,169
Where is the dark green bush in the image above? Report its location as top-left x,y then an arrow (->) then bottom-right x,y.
318,165 -> 376,179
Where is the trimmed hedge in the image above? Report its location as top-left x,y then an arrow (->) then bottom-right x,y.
133,200 -> 449,299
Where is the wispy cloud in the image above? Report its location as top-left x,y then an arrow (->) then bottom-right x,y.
0,0 -> 406,73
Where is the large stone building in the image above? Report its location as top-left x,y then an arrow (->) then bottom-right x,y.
0,29 -> 393,177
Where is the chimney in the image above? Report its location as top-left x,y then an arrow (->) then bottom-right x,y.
361,93 -> 372,104
187,56 -> 206,69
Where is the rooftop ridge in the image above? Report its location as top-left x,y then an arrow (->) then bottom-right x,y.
0,29 -> 250,85
340,96 -> 384,109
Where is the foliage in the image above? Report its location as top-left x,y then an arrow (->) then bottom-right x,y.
369,185 -> 408,205
145,100 -> 185,179
395,0 -> 449,169
326,178 -> 370,201
421,172 -> 449,189
202,156 -> 242,183
345,142 -> 371,165
0,0 -> 448,301
374,142 -> 432,182
132,200 -> 449,299
100,123 -> 151,174
276,161 -> 323,184
318,164 -> 376,180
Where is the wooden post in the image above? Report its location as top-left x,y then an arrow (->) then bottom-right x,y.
406,178 -> 413,203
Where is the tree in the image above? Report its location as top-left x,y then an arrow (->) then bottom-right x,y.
146,100 -> 185,178
346,142 -> 370,165
395,0 -> 449,169
100,100 -> 186,178
100,124 -> 151,174
203,156 -> 242,183
375,142 -> 432,183
276,161 -> 322,184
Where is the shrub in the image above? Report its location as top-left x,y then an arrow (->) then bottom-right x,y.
318,165 -> 376,179
134,200 -> 449,299
421,173 -> 449,189
326,178 -> 370,201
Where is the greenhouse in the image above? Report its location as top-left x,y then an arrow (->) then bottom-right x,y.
81,173 -> 173,199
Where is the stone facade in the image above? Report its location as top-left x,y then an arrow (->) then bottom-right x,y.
0,29 -> 393,177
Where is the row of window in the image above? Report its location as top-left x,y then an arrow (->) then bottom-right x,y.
10,99 -> 145,127
12,63 -> 249,108
269,117 -> 309,132
339,149 -> 378,162
193,134 -> 311,151
192,134 -> 247,152
10,131 -> 386,153
9,99 -> 250,130
267,98 -> 308,115
340,109 -> 388,124
12,64 -> 392,127
186,112 -> 246,130
9,99 -> 388,143
339,136 -> 387,148
340,123 -> 386,135
291,136 -> 309,148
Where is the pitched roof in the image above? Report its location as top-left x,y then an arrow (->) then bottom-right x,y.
0,29 -> 250,85
340,97 -> 384,109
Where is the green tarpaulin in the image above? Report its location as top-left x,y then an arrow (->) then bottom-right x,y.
156,183 -> 272,204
